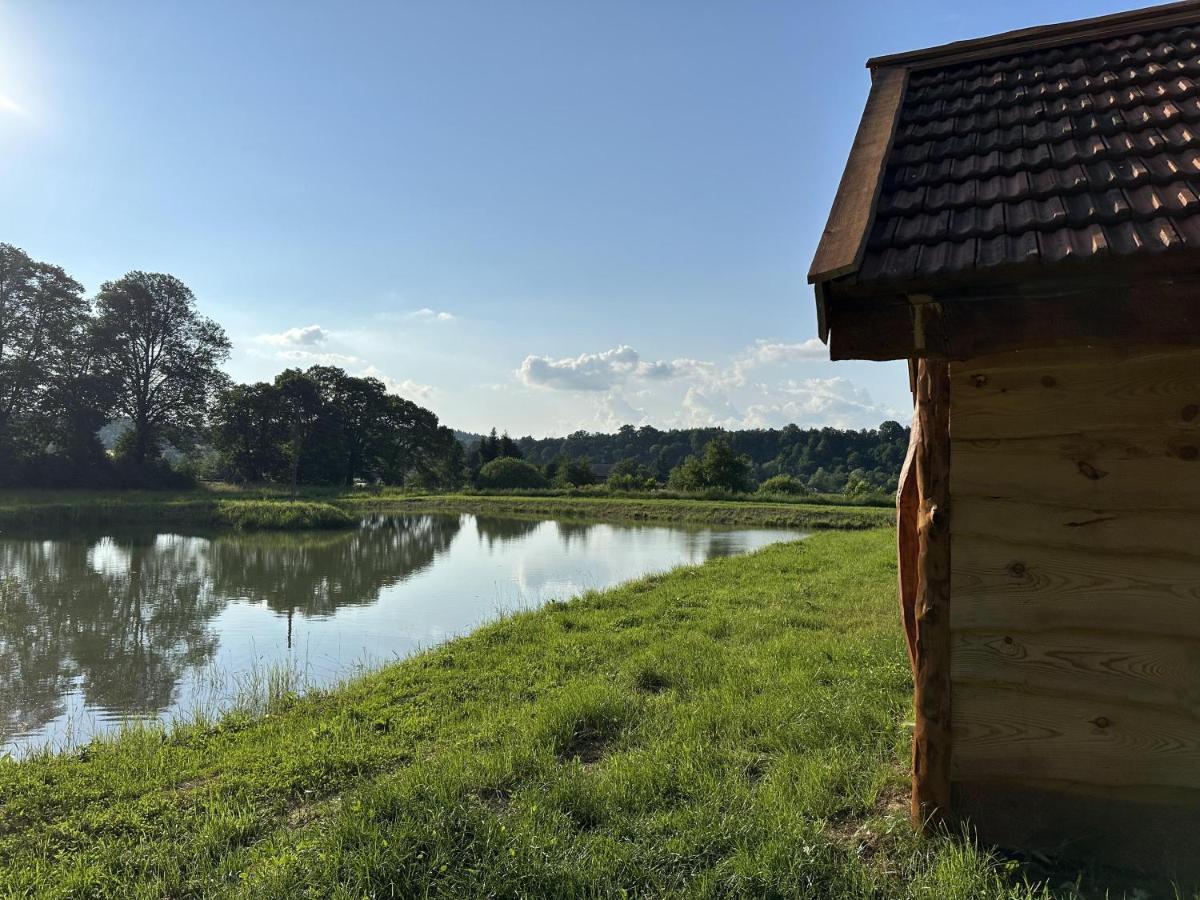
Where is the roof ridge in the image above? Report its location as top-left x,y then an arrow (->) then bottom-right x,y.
868,1 -> 1200,72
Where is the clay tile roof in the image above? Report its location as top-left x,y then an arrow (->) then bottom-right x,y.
810,1 -> 1200,290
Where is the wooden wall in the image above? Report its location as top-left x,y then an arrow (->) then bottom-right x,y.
948,345 -> 1200,881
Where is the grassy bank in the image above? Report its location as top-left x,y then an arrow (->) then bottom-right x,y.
0,531 -> 1048,898
0,489 -> 890,532
351,492 -> 892,530
0,492 -> 354,532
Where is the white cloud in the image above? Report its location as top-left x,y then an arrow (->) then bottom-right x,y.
518,345 -> 677,392
681,386 -> 743,428
512,339 -> 898,433
406,308 -> 456,322
358,365 -> 434,399
257,324 -> 329,347
596,392 -> 648,430
728,338 -> 827,386
740,338 -> 826,367
743,377 -> 897,429
275,349 -> 362,367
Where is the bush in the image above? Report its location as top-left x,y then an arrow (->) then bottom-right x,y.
607,458 -> 656,491
757,474 -> 809,496
476,457 -> 549,490
666,439 -> 753,493
216,500 -> 355,530
553,458 -> 594,488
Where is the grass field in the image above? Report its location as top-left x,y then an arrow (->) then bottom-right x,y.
0,492 -> 355,532
0,488 -> 891,532
350,492 -> 892,530
0,530 -> 1055,898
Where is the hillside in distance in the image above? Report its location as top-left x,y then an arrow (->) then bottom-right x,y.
457,422 -> 910,493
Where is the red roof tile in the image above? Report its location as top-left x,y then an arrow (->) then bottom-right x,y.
858,18 -> 1200,284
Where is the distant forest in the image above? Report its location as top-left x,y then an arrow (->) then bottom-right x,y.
3,240 -> 909,495
460,422 -> 911,494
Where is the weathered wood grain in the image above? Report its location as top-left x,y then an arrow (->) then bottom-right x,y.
952,627 -> 1200,711
951,346 -> 1200,440
951,534 -> 1200,636
948,344 -> 1200,846
910,358 -> 952,829
952,431 -> 1200,510
952,683 -> 1200,788
952,496 -> 1200,559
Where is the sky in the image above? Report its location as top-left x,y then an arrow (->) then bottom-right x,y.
0,0 -> 1149,437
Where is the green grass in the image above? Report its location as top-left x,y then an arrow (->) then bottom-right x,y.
0,492 -> 354,532
0,488 -> 891,532
348,492 -> 892,530
213,499 -> 354,531
0,531 -> 1049,898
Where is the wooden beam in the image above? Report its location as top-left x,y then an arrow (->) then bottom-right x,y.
826,278 -> 1200,362
896,417 -> 919,675
911,358 -> 952,829
807,66 -> 907,286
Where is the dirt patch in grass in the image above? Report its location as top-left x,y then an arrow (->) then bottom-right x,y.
472,786 -> 513,812
632,668 -> 670,695
286,794 -> 344,829
827,783 -> 911,865
559,723 -> 612,766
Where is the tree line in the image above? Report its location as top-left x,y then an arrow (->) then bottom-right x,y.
461,421 -> 910,495
0,243 -> 464,489
5,239 -> 909,494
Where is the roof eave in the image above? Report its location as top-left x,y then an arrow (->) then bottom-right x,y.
866,0 -> 1200,72
807,66 -> 908,292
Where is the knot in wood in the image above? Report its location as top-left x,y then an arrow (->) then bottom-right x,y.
1040,375 -> 1057,388
1184,404 -> 1199,422
1180,445 -> 1199,461
1076,460 -> 1108,481
929,504 -> 946,530
1008,562 -> 1027,577
971,374 -> 988,388
1092,716 -> 1110,729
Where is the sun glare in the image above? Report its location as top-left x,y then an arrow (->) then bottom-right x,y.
0,90 -> 27,117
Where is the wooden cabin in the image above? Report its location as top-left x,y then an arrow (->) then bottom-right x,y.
810,0 -> 1200,881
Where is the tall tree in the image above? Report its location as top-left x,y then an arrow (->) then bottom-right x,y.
0,244 -> 89,469
93,272 -> 230,467
274,368 -> 324,492
375,394 -> 441,485
305,366 -> 390,485
210,382 -> 287,483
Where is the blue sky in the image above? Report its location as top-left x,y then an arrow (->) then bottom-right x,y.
1,0 -> 1145,436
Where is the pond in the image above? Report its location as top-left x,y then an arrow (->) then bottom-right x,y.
0,513 -> 800,756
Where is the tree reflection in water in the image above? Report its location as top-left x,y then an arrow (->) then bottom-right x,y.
2,514 -> 794,754
0,534 -> 220,743
473,515 -> 541,548
206,513 -> 462,617
0,514 -> 462,745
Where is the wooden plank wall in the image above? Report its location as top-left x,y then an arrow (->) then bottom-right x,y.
949,345 -> 1200,881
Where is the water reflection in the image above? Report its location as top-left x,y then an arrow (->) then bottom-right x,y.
1,514 -> 798,754
473,515 -> 540,547
1,534 -> 222,741
208,513 -> 462,617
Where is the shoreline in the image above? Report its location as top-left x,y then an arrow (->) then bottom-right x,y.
0,488 -> 892,533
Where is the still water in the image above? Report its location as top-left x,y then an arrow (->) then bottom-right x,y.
1,513 -> 799,755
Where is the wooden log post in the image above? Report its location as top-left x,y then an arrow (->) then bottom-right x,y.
909,358 -> 952,830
